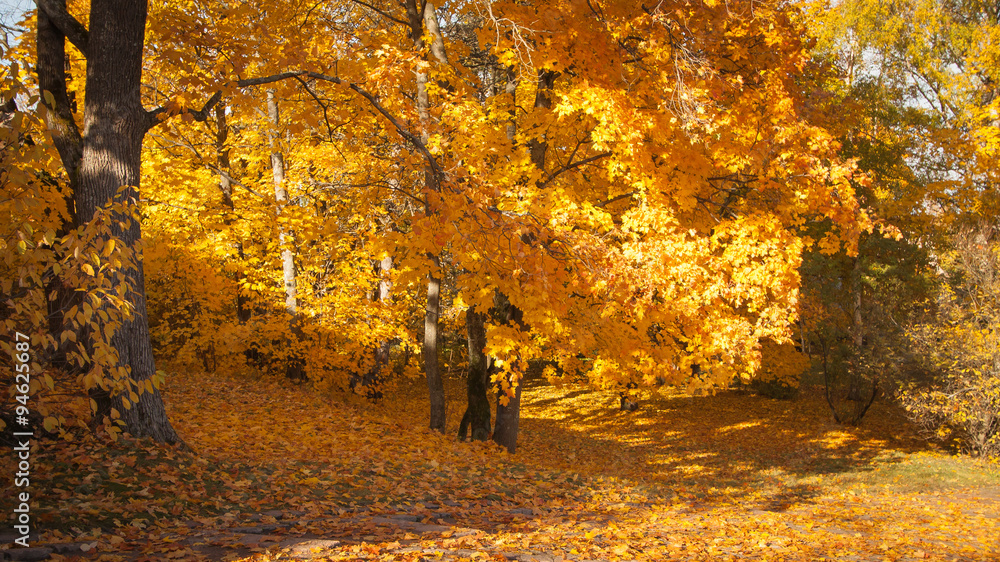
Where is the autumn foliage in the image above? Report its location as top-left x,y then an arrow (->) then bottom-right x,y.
2,0 -> 1000,558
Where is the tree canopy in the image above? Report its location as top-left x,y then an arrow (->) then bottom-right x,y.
1,0 -> 998,456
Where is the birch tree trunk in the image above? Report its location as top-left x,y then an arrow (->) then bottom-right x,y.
266,91 -> 298,317
266,90 -> 304,380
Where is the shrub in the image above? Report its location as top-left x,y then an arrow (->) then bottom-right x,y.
903,226 -> 1000,458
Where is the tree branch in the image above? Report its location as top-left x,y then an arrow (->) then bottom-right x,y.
349,0 -> 410,25
595,191 -> 635,208
539,151 -> 612,187
146,70 -> 446,185
34,0 -> 89,55
294,75 -> 337,140
203,164 -> 268,200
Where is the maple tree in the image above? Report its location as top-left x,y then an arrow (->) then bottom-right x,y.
4,0 -> 878,450
4,0 -> 997,507
2,0 -> 183,443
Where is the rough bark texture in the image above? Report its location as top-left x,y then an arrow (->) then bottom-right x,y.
72,0 -> 180,443
37,0 -> 83,369
493,373 -> 521,454
459,308 -> 491,441
37,0 -> 82,202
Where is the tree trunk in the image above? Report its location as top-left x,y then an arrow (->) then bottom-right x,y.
424,268 -> 446,432
72,0 -> 179,443
846,258 -> 867,401
352,255 -> 395,400
37,0 -> 81,370
491,291 -> 525,453
459,308 -> 491,441
215,102 -> 251,324
266,91 -> 304,380
37,0 -> 82,199
267,91 -> 298,316
490,71 -> 555,454
407,0 -> 449,433
528,70 -> 557,170
493,376 -> 521,453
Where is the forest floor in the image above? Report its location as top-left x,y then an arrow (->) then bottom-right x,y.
2,367 -> 998,561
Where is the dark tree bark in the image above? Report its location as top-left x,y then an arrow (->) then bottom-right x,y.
459,308 -> 491,441
37,0 -> 81,369
55,0 -> 180,443
491,292 -> 525,454
493,381 -> 521,453
36,0 -> 82,201
527,70 -> 557,169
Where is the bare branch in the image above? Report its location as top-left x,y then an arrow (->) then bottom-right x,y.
303,71 -> 447,183
145,72 -> 310,127
34,0 -> 88,55
595,191 -> 636,208
349,0 -> 409,25
539,151 -> 612,187
203,164 -> 269,200
294,75 -> 337,140
145,70 -> 446,185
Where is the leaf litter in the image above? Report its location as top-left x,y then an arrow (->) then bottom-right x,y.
1,370 -> 997,561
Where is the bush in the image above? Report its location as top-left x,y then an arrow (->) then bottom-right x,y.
903,226 -> 1000,458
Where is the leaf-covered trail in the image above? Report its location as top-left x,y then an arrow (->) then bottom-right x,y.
3,370 -> 997,561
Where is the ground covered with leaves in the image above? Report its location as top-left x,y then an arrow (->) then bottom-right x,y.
3,369 -> 998,561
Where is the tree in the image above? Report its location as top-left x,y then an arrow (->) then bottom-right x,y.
458,307 -> 491,442
803,0 -> 1000,428
796,80 -> 934,425
807,0 -> 1000,218
17,0 -> 873,452
33,0 -> 181,442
